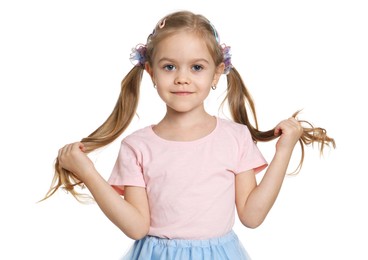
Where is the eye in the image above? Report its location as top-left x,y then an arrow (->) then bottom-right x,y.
163,64 -> 176,71
192,65 -> 203,72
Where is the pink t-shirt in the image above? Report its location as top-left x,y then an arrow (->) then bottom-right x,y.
108,117 -> 267,239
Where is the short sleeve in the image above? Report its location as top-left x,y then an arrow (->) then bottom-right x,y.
236,126 -> 268,174
108,141 -> 146,194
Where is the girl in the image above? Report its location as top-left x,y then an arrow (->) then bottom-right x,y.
44,11 -> 335,259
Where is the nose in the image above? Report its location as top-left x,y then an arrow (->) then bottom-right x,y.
174,69 -> 191,85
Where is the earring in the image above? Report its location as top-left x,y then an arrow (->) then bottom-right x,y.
211,85 -> 217,90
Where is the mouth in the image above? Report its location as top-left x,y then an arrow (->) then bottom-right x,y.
171,91 -> 193,96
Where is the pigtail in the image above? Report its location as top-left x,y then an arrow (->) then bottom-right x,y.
225,67 -> 335,174
42,66 -> 144,202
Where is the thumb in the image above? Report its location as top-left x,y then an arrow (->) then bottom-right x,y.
78,142 -> 86,152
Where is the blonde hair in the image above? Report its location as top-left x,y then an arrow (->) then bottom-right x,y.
42,11 -> 335,202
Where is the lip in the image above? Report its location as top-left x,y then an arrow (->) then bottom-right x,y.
171,91 -> 193,96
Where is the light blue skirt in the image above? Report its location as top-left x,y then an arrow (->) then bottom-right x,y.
122,230 -> 251,260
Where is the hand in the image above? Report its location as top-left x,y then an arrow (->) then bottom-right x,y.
58,142 -> 95,181
274,117 -> 303,152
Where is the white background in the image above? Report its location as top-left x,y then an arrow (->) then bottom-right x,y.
1,0 -> 367,259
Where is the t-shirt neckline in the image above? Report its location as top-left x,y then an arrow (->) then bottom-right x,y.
148,116 -> 219,145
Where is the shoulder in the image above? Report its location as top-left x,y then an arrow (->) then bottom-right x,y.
121,125 -> 154,148
217,117 -> 251,138
125,125 -> 153,139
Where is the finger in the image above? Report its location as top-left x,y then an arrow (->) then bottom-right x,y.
78,142 -> 86,152
67,143 -> 75,153
275,118 -> 294,136
289,117 -> 302,128
288,117 -> 298,124
274,129 -> 282,137
69,142 -> 80,153
59,144 -> 68,156
59,143 -> 73,158
274,123 -> 284,136
58,145 -> 68,164
287,118 -> 303,136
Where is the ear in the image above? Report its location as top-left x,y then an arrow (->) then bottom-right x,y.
212,62 -> 225,86
145,62 -> 155,83
144,62 -> 156,86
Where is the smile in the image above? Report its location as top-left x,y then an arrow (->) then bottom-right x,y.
171,91 -> 193,96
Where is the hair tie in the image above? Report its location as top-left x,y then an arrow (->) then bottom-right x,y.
221,44 -> 233,75
129,44 -> 147,67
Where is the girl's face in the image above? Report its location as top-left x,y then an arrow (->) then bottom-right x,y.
146,31 -> 224,115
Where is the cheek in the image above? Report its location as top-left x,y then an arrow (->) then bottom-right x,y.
156,72 -> 174,85
155,86 -> 167,101
203,87 -> 211,97
198,77 -> 215,90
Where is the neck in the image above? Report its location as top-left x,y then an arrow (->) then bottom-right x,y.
161,108 -> 211,128
153,108 -> 217,142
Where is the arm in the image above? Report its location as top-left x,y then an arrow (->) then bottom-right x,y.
235,117 -> 303,228
58,142 -> 150,240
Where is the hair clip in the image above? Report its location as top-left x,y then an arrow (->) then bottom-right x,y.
159,18 -> 166,29
208,21 -> 220,44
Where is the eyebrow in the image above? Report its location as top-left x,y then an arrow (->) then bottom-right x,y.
157,57 -> 210,64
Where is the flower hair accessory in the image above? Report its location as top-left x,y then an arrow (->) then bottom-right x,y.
221,44 -> 233,75
129,44 -> 147,67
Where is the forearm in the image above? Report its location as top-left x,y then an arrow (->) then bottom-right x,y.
83,169 -> 149,240
240,149 -> 293,227
238,117 -> 303,228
